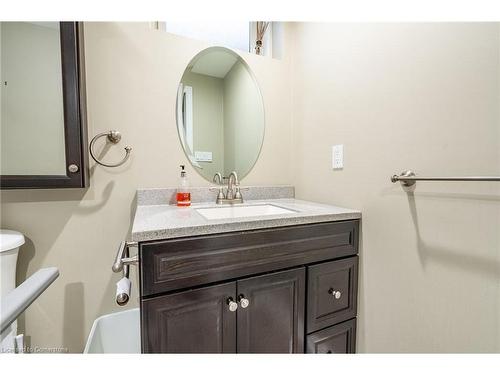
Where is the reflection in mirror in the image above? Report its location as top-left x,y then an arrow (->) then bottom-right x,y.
0,22 -> 65,175
177,47 -> 265,182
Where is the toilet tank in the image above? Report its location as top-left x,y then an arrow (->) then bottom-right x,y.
0,229 -> 25,352
0,230 -> 25,297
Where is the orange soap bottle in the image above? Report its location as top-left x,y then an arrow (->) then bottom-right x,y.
176,165 -> 191,207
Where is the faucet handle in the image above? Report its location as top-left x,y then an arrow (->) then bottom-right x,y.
209,186 -> 226,201
234,186 -> 249,200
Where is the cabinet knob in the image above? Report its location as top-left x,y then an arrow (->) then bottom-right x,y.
227,297 -> 238,312
68,164 -> 79,173
238,294 -> 250,308
328,288 -> 342,299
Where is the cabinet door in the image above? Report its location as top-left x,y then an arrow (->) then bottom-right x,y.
237,268 -> 305,353
306,319 -> 356,354
141,282 -> 237,353
0,22 -> 89,189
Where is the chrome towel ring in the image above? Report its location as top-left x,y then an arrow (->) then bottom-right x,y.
89,130 -> 132,167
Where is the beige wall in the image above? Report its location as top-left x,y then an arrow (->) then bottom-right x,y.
290,23 -> 500,352
223,61 -> 265,177
0,22 -> 66,175
182,71 -> 225,178
0,22 -> 293,352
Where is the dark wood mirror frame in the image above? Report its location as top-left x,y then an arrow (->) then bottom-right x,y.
0,22 -> 88,189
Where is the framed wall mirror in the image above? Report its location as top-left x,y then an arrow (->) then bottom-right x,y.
0,22 -> 88,189
176,47 -> 265,182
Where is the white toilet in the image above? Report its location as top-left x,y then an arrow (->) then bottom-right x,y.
0,229 -> 25,353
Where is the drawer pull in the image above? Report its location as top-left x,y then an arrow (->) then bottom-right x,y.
227,297 -> 238,312
238,294 -> 250,308
328,288 -> 342,299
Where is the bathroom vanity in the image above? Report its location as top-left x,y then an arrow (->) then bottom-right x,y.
131,187 -> 361,354
127,47 -> 361,354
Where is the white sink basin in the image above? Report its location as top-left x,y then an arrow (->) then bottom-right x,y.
196,204 -> 297,220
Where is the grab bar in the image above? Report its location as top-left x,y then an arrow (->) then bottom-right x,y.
391,170 -> 500,188
1,268 -> 59,334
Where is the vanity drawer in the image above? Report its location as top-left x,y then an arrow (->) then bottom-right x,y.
306,256 -> 358,333
140,220 -> 359,297
306,318 -> 356,353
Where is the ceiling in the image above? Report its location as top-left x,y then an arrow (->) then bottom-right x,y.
190,50 -> 238,79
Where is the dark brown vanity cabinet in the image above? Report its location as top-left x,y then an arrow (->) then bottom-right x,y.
142,268 -> 305,353
140,220 -> 360,353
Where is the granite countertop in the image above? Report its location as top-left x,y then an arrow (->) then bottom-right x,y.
131,187 -> 361,242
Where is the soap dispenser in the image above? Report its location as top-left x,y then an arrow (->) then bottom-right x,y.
176,165 -> 191,207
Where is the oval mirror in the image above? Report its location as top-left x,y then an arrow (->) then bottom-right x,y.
176,47 -> 265,182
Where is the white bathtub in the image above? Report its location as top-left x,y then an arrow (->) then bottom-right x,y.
84,308 -> 140,353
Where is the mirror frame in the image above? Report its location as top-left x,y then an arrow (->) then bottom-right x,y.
0,22 -> 88,189
176,46 -> 265,182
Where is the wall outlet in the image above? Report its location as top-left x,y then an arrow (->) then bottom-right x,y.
194,151 -> 213,162
332,145 -> 344,169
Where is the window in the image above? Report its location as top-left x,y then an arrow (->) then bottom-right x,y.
165,21 -> 250,53
153,21 -> 282,59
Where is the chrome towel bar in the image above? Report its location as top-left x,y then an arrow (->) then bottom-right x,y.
112,241 -> 138,273
392,170 -> 500,188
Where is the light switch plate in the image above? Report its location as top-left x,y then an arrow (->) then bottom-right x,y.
194,151 -> 213,162
332,145 -> 344,169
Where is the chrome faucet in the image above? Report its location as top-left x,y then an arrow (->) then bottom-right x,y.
211,171 -> 246,204
226,171 -> 238,200
213,172 -> 223,185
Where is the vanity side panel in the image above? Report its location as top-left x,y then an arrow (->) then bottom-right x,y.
140,220 -> 359,297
